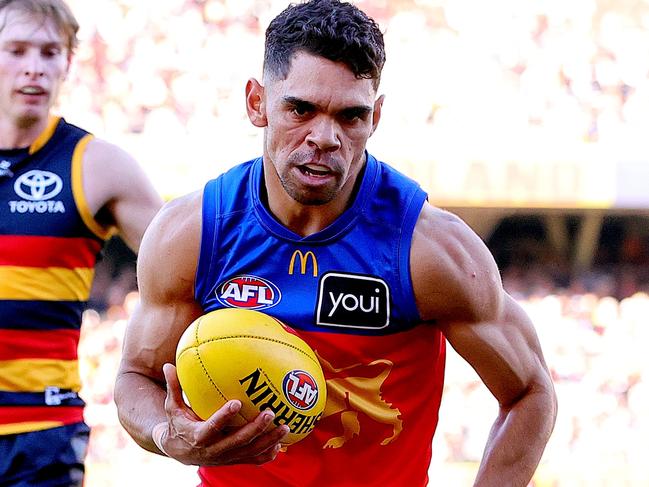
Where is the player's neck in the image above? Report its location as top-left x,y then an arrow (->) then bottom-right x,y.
262,167 -> 358,238
0,116 -> 49,150
283,207 -> 339,237
263,186 -> 345,238
262,157 -> 366,237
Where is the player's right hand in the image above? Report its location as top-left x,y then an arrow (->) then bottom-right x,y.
152,363 -> 289,466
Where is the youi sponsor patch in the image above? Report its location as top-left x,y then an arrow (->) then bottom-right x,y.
315,272 -> 390,330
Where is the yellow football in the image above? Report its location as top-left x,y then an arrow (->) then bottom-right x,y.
175,308 -> 327,445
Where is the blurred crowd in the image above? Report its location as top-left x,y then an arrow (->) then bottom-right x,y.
79,271 -> 649,486
57,0 -> 649,198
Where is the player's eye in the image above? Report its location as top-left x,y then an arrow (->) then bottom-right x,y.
291,103 -> 313,117
43,48 -> 60,58
7,46 -> 25,56
339,108 -> 369,124
341,112 -> 360,122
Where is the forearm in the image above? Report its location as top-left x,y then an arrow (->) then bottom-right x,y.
114,370 -> 168,455
474,385 -> 557,487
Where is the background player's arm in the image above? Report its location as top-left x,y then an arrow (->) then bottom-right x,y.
82,138 -> 164,251
412,205 -> 557,487
114,192 -> 288,466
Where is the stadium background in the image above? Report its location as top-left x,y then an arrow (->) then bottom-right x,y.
55,0 -> 649,485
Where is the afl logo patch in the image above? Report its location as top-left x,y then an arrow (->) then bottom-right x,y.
282,370 -> 319,411
216,275 -> 281,310
14,170 -> 63,201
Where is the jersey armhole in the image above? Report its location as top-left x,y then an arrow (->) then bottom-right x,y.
71,134 -> 113,241
397,187 -> 427,323
194,178 -> 219,303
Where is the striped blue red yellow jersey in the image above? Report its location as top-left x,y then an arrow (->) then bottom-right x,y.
0,117 -> 109,435
195,154 -> 446,487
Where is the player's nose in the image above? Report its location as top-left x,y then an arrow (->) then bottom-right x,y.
306,117 -> 341,153
23,51 -> 45,78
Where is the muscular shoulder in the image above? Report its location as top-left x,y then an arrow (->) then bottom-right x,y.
411,203 -> 504,324
80,137 -> 162,249
82,137 -> 153,210
137,191 -> 202,303
83,137 -> 140,184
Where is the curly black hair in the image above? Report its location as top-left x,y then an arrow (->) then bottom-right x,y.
264,0 -> 385,88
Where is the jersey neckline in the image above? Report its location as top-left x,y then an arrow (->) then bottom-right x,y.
250,152 -> 378,244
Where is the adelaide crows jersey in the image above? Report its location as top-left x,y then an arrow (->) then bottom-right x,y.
195,154 -> 446,487
0,117 -> 109,435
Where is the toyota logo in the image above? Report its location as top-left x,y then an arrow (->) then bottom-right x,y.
14,170 -> 63,201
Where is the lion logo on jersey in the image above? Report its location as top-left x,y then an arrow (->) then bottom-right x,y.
316,352 -> 403,449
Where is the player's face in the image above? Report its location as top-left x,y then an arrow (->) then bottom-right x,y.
0,8 -> 70,128
252,51 -> 383,206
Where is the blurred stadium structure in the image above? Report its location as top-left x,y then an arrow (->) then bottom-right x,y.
57,0 -> 649,485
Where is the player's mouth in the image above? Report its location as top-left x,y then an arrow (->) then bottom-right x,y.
299,164 -> 332,177
295,164 -> 338,188
17,86 -> 48,100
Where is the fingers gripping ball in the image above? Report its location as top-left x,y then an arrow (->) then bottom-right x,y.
175,308 -> 327,445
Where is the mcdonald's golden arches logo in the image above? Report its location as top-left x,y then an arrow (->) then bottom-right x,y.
289,250 -> 318,277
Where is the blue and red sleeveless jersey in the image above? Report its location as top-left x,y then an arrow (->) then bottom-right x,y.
0,117 -> 110,435
195,154 -> 446,486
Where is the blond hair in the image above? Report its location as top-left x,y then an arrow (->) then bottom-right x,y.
0,0 -> 79,52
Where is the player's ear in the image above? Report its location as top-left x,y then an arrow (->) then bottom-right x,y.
63,50 -> 73,79
370,94 -> 385,137
246,78 -> 267,128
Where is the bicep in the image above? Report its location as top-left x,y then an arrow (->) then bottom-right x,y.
118,194 -> 203,382
440,294 -> 551,407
